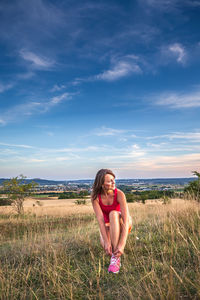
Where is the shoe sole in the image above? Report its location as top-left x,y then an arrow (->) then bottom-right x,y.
108,270 -> 119,274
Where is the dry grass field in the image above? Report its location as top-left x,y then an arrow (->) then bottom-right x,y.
0,197 -> 200,299
0,196 -> 197,218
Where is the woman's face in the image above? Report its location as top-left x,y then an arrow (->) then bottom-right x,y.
103,174 -> 115,191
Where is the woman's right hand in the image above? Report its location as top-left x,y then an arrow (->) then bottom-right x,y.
105,242 -> 112,256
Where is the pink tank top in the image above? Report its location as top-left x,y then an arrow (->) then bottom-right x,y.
98,188 -> 121,223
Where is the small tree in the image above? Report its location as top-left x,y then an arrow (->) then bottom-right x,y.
184,171 -> 200,202
3,175 -> 37,214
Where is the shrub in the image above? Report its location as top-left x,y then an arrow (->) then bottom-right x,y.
125,193 -> 137,203
74,199 -> 86,205
162,195 -> 171,205
184,171 -> 200,202
0,197 -> 11,206
3,175 -> 37,214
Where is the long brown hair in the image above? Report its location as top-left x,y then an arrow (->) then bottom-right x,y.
91,169 -> 115,201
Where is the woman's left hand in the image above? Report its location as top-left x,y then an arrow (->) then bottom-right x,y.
114,246 -> 124,258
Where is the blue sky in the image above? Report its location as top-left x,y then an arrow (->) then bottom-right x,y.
0,0 -> 200,180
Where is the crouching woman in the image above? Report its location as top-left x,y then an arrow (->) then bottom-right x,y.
91,169 -> 132,273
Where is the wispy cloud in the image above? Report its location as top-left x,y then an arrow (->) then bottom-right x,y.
169,43 -> 186,64
126,144 -> 146,158
28,158 -> 46,163
95,56 -> 142,81
139,0 -> 200,12
0,92 -> 73,125
46,146 -> 103,153
155,89 -> 200,108
0,82 -> 14,93
17,72 -> 35,80
119,152 -> 200,177
159,43 -> 187,66
19,49 -> 55,69
147,131 -> 200,142
71,55 -> 143,85
51,84 -> 66,92
0,119 -> 6,125
0,142 -> 34,149
55,154 -> 80,161
93,126 -> 127,136
50,93 -> 72,105
145,0 -> 200,9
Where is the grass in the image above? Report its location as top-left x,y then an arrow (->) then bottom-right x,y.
0,199 -> 200,299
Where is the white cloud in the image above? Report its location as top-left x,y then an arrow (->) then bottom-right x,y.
0,142 -> 34,149
167,132 -> 200,141
55,154 -> 80,161
94,126 -> 126,136
20,49 -> 54,69
0,92 -> 73,125
71,56 -> 142,84
119,152 -> 200,177
169,43 -> 186,64
92,144 -> 146,162
155,90 -> 200,108
47,132 -> 54,137
51,84 -> 66,92
0,119 -> 6,125
28,158 -> 46,163
132,144 -> 140,150
96,60 -> 141,81
147,131 -> 200,142
46,146 -> 102,153
50,93 -> 71,105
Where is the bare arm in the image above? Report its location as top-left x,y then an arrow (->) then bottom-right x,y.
92,198 -> 112,255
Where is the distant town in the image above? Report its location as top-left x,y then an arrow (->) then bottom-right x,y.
0,177 -> 196,193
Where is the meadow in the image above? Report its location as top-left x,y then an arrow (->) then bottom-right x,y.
0,198 -> 200,299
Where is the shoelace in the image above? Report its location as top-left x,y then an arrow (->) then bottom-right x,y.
110,255 -> 119,266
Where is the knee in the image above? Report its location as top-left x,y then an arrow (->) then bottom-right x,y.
109,210 -> 120,222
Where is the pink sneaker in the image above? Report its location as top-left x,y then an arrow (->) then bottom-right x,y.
108,254 -> 121,273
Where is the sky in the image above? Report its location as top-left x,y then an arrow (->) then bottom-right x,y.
0,0 -> 200,180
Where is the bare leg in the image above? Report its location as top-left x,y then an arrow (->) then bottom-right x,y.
109,211 -> 121,252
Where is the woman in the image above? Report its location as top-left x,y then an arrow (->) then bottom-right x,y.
91,169 -> 132,274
